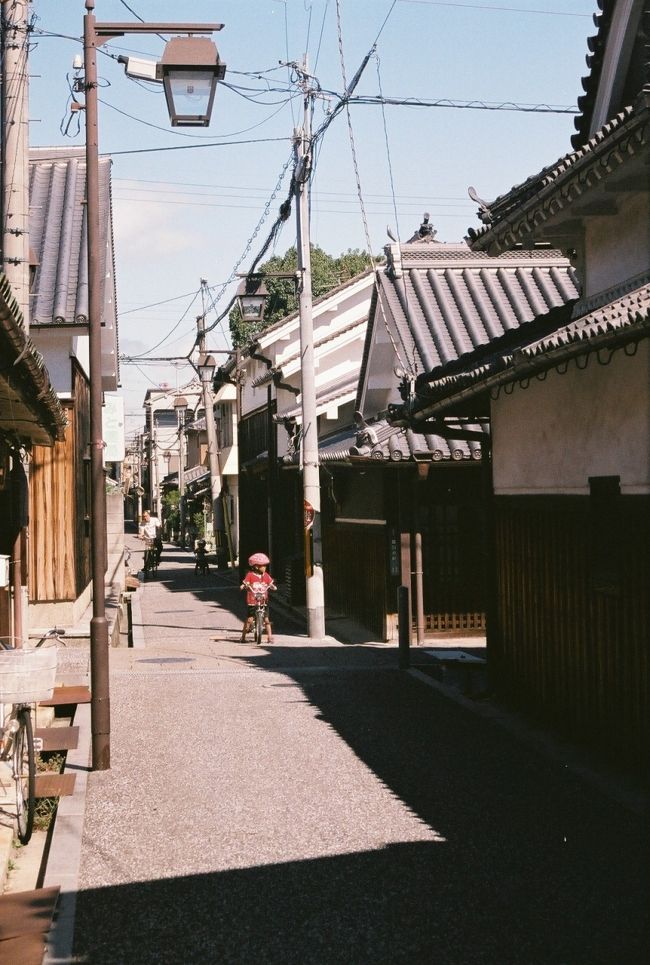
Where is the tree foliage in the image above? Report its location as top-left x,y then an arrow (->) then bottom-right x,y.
229,245 -> 380,347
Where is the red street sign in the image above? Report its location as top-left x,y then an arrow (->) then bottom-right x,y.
304,500 -> 314,530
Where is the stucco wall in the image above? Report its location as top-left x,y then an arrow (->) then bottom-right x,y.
492,340 -> 649,495
584,191 -> 650,297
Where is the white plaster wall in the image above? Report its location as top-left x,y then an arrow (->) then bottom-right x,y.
585,191 -> 650,297
31,329 -> 77,393
492,340 -> 650,495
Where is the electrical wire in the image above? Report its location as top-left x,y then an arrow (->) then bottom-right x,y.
396,0 -> 590,16
125,291 -> 200,361
105,136 -> 290,157
334,0 -> 375,266
349,94 -> 578,114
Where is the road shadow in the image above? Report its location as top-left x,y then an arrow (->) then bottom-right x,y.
70,833 -> 649,965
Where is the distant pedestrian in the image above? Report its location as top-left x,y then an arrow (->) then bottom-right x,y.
139,510 -> 162,563
240,552 -> 276,644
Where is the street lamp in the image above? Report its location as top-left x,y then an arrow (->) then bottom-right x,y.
236,275 -> 269,324
197,354 -> 223,559
174,396 -> 188,548
160,37 -> 226,127
83,1 -> 225,770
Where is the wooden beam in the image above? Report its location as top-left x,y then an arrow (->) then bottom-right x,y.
0,886 -> 60,940
39,685 -> 91,707
34,773 -> 76,798
34,726 -> 79,752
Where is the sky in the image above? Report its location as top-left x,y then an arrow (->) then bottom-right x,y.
28,0 -> 597,439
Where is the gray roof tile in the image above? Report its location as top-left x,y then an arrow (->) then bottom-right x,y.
29,147 -> 113,326
316,416 -> 487,464
405,275 -> 650,417
376,243 -> 579,376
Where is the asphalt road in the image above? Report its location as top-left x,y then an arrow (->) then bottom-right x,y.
71,541 -> 649,964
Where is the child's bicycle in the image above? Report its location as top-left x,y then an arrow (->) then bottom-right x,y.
0,628 -> 66,844
194,541 -> 209,576
251,591 -> 267,645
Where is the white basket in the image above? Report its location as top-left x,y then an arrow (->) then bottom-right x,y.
0,646 -> 58,703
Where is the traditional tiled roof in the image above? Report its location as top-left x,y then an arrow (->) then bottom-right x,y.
573,1 -> 650,148
393,274 -> 650,421
29,147 -> 114,327
573,0 -> 617,148
0,275 -> 67,445
466,97 -> 649,253
278,416 -> 486,466
372,241 -> 579,375
316,417 -> 485,464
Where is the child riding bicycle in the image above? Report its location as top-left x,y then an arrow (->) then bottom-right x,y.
240,552 -> 276,644
194,539 -> 209,576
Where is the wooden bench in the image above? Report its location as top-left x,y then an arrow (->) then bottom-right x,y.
0,886 -> 60,964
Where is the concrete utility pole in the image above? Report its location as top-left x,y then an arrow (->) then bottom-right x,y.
1,0 -> 30,323
294,59 -> 325,641
196,311 -> 223,553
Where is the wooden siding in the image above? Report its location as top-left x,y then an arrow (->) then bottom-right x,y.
29,364 -> 91,602
323,522 -> 387,638
29,406 -> 76,600
494,495 -> 650,774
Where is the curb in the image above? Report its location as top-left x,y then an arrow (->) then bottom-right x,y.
42,698 -> 92,962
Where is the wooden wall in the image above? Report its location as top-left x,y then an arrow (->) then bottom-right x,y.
29,364 -> 92,602
493,495 -> 650,774
323,522 -> 388,638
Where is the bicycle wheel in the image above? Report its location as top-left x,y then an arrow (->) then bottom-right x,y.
254,608 -> 264,645
14,708 -> 36,845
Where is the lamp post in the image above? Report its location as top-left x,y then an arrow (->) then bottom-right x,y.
83,1 -> 224,768
174,396 -> 188,548
197,354 -> 223,558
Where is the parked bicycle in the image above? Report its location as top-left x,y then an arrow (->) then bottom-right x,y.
0,628 -> 65,844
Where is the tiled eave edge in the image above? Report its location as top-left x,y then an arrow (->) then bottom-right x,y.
0,275 -> 67,444
402,282 -> 650,421
467,97 -> 649,254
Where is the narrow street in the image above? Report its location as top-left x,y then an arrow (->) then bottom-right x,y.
67,536 -> 648,964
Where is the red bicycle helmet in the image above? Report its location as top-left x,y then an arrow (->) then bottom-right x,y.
248,552 -> 270,566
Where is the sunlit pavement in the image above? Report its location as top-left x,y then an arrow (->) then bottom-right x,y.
60,538 -> 648,964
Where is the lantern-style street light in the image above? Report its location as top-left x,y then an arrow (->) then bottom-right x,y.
236,275 -> 269,325
160,37 -> 226,127
83,1 -> 225,770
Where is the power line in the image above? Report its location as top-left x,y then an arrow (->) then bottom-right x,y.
396,0 -> 590,15
349,94 -> 578,114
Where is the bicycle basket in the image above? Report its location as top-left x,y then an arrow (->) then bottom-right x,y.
144,537 -> 156,549
0,646 -> 58,703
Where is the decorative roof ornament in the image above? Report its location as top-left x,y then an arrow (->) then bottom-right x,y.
406,212 -> 439,243
468,186 -> 493,223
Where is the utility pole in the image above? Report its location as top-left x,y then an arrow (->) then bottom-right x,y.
1,0 -> 30,322
196,308 -> 224,555
1,0 -> 31,648
84,0 -> 111,769
294,59 -> 325,641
